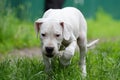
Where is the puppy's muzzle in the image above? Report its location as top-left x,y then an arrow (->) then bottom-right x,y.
45,47 -> 54,58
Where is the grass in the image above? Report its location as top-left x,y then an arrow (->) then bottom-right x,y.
87,10 -> 120,39
0,13 -> 39,53
0,10 -> 120,79
87,41 -> 120,80
0,41 -> 120,80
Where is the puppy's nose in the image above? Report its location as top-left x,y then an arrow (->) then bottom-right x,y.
45,47 -> 54,53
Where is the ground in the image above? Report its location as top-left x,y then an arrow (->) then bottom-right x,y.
0,47 -> 42,61
9,47 -> 42,57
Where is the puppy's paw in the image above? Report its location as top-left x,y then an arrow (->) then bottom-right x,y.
59,53 -> 71,66
56,50 -> 64,57
59,58 -> 71,66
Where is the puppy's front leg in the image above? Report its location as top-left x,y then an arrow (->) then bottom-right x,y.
59,41 -> 77,66
42,54 -> 52,72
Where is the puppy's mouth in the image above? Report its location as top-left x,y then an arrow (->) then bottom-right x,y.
46,54 -> 54,58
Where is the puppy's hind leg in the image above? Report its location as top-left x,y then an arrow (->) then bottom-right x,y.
77,33 -> 87,76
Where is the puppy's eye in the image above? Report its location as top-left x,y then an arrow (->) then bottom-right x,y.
55,34 -> 60,37
41,34 -> 46,37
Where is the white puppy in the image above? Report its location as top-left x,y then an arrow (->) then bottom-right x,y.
34,7 -> 98,76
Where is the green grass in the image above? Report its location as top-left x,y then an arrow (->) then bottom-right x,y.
0,10 -> 120,80
0,13 -> 39,53
87,10 -> 120,39
0,41 -> 120,80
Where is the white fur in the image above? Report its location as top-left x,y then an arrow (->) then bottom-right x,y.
35,7 -> 98,76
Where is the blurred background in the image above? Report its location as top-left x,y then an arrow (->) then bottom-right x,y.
0,0 -> 120,54
2,0 -> 120,21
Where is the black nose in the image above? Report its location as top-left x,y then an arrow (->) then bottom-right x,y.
45,47 -> 54,53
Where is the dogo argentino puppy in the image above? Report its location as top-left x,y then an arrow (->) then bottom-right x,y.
34,7 -> 99,76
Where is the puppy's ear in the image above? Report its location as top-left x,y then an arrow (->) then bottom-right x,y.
34,19 -> 43,38
60,22 -> 71,41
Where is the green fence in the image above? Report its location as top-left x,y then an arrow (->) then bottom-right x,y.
6,0 -> 120,21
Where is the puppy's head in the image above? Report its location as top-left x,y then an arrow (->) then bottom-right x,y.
34,18 -> 71,58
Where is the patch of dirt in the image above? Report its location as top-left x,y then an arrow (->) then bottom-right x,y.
8,47 -> 42,57
1,38 -> 115,58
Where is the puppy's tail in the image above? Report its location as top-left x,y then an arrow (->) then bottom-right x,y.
87,39 -> 99,49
